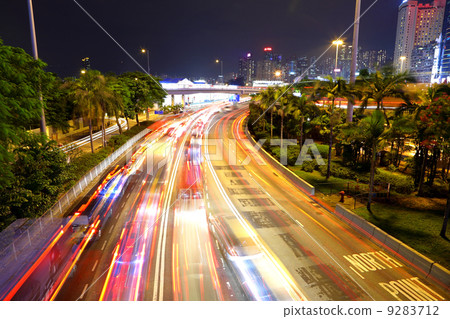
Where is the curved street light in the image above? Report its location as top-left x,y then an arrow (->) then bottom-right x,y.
27,0 -> 47,136
216,59 -> 224,84
332,40 -> 344,79
141,48 -> 150,74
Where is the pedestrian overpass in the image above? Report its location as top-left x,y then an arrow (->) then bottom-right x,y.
164,86 -> 263,106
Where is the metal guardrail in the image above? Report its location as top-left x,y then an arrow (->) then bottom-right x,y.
0,128 -> 151,292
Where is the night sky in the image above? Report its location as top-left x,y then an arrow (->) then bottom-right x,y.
0,0 -> 399,78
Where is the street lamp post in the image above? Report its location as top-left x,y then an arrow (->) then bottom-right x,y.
216,59 -> 223,84
141,49 -> 150,74
400,56 -> 406,73
332,40 -> 343,79
27,0 -> 46,136
347,0 -> 361,123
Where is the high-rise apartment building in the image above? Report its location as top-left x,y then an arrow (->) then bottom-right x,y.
394,0 -> 445,73
358,49 -> 387,72
238,53 -> 256,85
434,1 -> 450,82
255,47 -> 282,81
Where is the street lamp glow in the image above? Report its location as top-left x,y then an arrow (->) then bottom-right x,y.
400,56 -> 406,73
141,48 -> 150,74
81,69 -> 86,74
274,70 -> 282,77
215,59 -> 223,84
332,39 -> 343,79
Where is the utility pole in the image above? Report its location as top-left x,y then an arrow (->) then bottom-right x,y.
347,0 -> 361,123
27,0 -> 47,136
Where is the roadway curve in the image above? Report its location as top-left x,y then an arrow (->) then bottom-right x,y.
202,105 -> 449,301
3,102 -> 449,301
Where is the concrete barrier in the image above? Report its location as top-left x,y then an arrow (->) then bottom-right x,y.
383,234 -> 404,253
244,116 -> 450,287
371,225 -> 388,245
244,124 -> 315,196
429,263 -> 450,288
334,204 -> 449,286
335,204 -> 354,222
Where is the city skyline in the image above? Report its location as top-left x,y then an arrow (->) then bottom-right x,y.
1,0 -> 399,78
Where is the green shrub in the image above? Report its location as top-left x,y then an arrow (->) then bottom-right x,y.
317,160 -> 328,176
314,144 -> 329,159
108,134 -> 128,150
301,160 -> 316,172
254,131 -> 270,142
287,145 -> 301,166
387,164 -> 398,172
333,166 -> 357,180
420,184 -> 448,198
375,169 -> 415,194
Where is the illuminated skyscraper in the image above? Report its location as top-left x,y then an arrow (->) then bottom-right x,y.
434,1 -> 450,82
394,0 -> 445,73
256,47 -> 282,81
238,53 -> 256,85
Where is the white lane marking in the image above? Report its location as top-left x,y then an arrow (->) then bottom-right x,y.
350,266 -> 366,280
247,169 -> 375,300
126,193 -> 130,199
121,202 -> 125,208
153,125 -> 190,301
80,284 -> 89,299
91,260 -> 99,272
101,241 -> 107,251
295,220 -> 304,228
208,202 -> 211,209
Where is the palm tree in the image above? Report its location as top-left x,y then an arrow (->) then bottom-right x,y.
396,83 -> 449,196
290,95 -> 319,146
255,86 -> 277,139
105,76 -> 125,135
274,87 -> 294,148
313,76 -> 353,179
71,70 -> 106,153
364,110 -> 386,212
358,66 -> 414,127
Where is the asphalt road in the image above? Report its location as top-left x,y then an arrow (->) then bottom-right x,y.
5,101 -> 449,301
201,106 -> 449,301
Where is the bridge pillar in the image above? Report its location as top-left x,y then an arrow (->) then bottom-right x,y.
181,94 -> 185,108
171,95 -> 175,107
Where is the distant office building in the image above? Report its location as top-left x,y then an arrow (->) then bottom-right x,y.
411,41 -> 440,82
338,44 -> 353,80
256,47 -> 282,81
358,49 -> 387,72
394,0 -> 445,72
434,1 -> 450,82
317,56 -> 335,77
238,52 -> 256,85
82,57 -> 91,70
282,56 -> 299,82
296,56 -> 309,77
307,56 -> 319,78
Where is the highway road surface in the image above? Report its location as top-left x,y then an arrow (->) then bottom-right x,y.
2,101 -> 449,301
